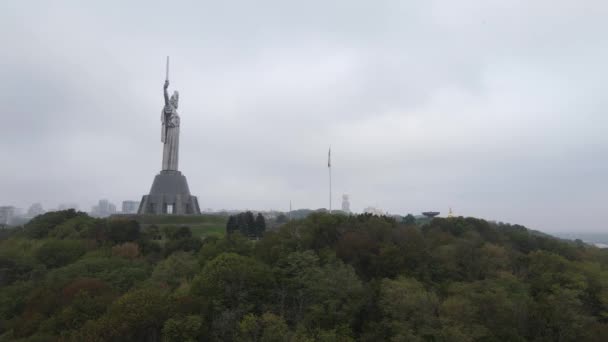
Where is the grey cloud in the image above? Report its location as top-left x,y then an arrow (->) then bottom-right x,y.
1,0 -> 607,232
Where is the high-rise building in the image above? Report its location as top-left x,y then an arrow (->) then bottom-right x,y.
0,206 -> 16,226
91,199 -> 117,218
27,203 -> 45,218
122,201 -> 140,214
341,194 -> 351,213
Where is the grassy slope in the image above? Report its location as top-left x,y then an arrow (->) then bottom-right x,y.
117,214 -> 228,239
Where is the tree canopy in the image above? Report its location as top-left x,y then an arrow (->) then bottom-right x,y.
226,211 -> 266,239
1,210 -> 608,341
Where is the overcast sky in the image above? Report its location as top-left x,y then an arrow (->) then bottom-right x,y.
1,0 -> 607,232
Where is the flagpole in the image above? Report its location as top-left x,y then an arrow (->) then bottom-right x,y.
328,147 -> 332,213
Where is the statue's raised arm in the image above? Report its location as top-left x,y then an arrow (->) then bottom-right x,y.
163,80 -> 170,107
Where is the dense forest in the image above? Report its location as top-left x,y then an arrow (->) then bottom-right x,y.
1,210 -> 608,341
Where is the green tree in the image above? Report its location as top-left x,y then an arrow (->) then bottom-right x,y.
273,250 -> 322,323
50,215 -> 97,239
35,239 -> 86,268
255,213 -> 267,238
192,253 -> 274,309
162,315 -> 202,342
531,287 -> 594,341
71,287 -> 170,341
199,234 -> 253,267
237,312 -> 291,342
440,275 -> 531,341
525,250 -> 586,297
164,226 -> 192,240
51,279 -> 115,333
245,211 -> 256,237
379,277 -> 440,341
227,215 -> 238,234
142,224 -> 162,240
23,209 -> 87,239
402,214 -> 416,225
236,213 -> 248,235
151,251 -> 199,288
106,218 -> 141,244
276,214 -> 288,224
305,258 -> 364,330
191,253 -> 274,340
164,237 -> 203,256
46,255 -> 152,292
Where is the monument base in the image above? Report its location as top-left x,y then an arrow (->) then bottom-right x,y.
138,170 -> 201,215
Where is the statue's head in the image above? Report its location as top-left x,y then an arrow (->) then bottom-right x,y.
170,91 -> 179,109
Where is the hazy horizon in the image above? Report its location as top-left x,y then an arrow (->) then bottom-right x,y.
2,1 -> 607,233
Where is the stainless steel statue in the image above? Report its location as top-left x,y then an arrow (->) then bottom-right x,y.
161,79 -> 180,171
138,57 -> 201,215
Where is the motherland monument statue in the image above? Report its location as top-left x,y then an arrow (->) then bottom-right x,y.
161,78 -> 180,171
138,57 -> 201,215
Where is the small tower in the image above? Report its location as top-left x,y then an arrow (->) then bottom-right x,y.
341,194 -> 351,213
448,207 -> 454,218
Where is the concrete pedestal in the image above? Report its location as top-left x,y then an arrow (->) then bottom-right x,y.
138,170 -> 201,215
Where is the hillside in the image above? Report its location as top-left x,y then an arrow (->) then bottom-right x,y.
116,214 -> 228,239
1,210 -> 608,341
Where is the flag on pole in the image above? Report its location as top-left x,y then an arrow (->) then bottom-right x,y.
328,147 -> 331,168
